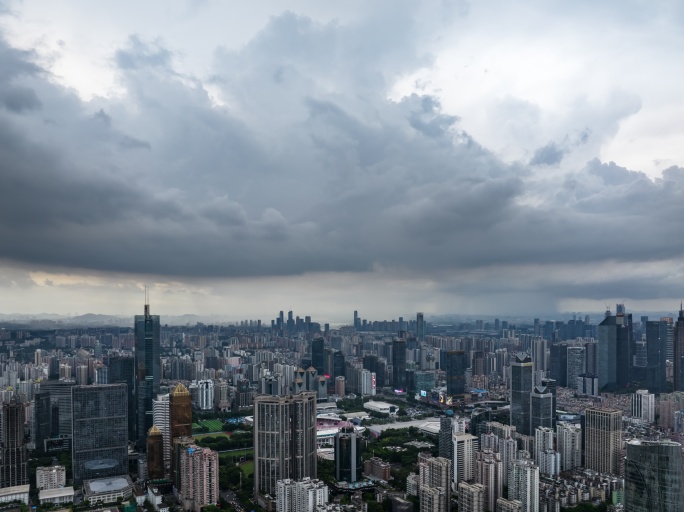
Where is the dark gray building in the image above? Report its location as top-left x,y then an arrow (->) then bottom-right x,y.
598,307 -> 633,389
392,339 -> 407,390
33,390 -> 52,454
39,379 -> 76,439
0,398 -> 28,488
72,384 -> 128,485
135,303 -> 161,450
510,354 -> 533,436
625,439 -> 683,512
530,385 -> 553,432
646,320 -> 668,395
446,351 -> 468,396
334,426 -> 363,483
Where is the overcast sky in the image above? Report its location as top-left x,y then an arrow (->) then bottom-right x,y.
1,0 -> 684,322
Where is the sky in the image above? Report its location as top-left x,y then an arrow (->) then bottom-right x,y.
1,0 -> 684,322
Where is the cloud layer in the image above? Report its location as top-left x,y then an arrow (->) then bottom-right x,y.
1,2 -> 684,317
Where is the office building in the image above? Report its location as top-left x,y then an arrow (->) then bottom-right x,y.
674,306 -> 684,391
179,445 -> 219,512
475,449 -> 503,512
566,347 -> 585,391
71,384 -> 128,485
0,399 -> 28,488
169,383 -> 193,486
107,355 -> 136,441
631,389 -> 655,423
254,392 -> 317,508
508,459 -> 539,512
311,338 -> 325,375
146,425 -> 165,480
38,380 -> 75,439
334,426 -> 362,483
392,339 -> 407,390
417,313 -> 426,342
584,408 -> 622,475
439,416 -> 453,460
446,351 -> 468,396
556,422 -> 581,471
33,390 -> 52,454
135,302 -> 161,450
529,386 -> 553,433
510,354 -> 533,436
152,394 -> 170,470
453,432 -> 478,485
598,306 -> 633,389
624,439 -> 683,512
458,482 -> 485,512
646,320 -> 668,395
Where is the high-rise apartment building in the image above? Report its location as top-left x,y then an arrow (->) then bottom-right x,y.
135,303 -> 161,450
453,432 -> 477,485
508,459 -> 539,512
276,477 -> 329,512
584,408 -> 622,475
631,389 -> 655,423
496,498 -> 523,512
254,392 -> 317,508
556,422 -> 581,471
458,481 -> 485,512
510,354 -> 533,436
475,449 -> 503,512
179,445 -> 219,512
334,426 -> 362,483
446,351 -> 468,396
0,399 -> 28,489
71,384 -> 128,485
624,439 -> 683,512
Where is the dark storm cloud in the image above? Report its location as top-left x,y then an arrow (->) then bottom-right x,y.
0,11 -> 683,305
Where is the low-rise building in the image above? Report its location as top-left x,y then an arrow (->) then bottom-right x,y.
38,487 -> 75,506
37,465 -> 67,490
83,475 -> 134,505
364,457 -> 391,481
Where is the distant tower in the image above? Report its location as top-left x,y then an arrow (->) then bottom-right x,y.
510,354 -> 533,435
446,351 -> 468,396
0,398 -> 28,489
674,305 -> 684,391
135,299 -> 161,450
147,425 -> 165,480
392,339 -> 407,390
169,383 -> 192,485
311,337 -> 326,375
253,392 -> 317,509
624,439 -> 684,512
598,305 -> 633,389
417,312 -> 426,342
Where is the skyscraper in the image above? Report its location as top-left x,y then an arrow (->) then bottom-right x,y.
529,386 -> 553,433
446,351 -> 468,397
39,380 -> 75,440
510,354 -> 533,436
107,354 -> 136,441
646,320 -> 668,395
334,426 -> 362,483
0,398 -> 28,489
598,306 -> 633,389
147,425 -> 165,481
169,383 -> 192,485
33,390 -> 52,454
71,384 -> 128,485
392,339 -> 407,390
624,439 -> 683,512
135,302 -> 161,450
674,306 -> 684,391
453,432 -> 478,485
253,392 -> 317,509
417,312 -> 425,342
311,338 -> 325,375
584,408 -> 622,475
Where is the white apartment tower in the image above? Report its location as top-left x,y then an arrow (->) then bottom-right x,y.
508,459 -> 539,512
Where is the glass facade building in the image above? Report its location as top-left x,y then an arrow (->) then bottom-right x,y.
625,439 -> 683,512
72,384 -> 128,485
510,354 -> 533,436
134,304 -> 161,450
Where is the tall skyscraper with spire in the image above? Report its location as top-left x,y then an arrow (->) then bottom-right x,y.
674,304 -> 684,392
135,297 -> 161,450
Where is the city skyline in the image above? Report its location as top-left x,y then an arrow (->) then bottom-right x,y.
2,1 -> 684,320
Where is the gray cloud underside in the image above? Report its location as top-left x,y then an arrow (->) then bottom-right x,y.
1,10 -> 683,291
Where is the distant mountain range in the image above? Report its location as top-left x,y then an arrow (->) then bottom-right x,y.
0,312 -> 237,328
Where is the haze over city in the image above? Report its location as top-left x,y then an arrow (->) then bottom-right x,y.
1,1 -> 684,322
